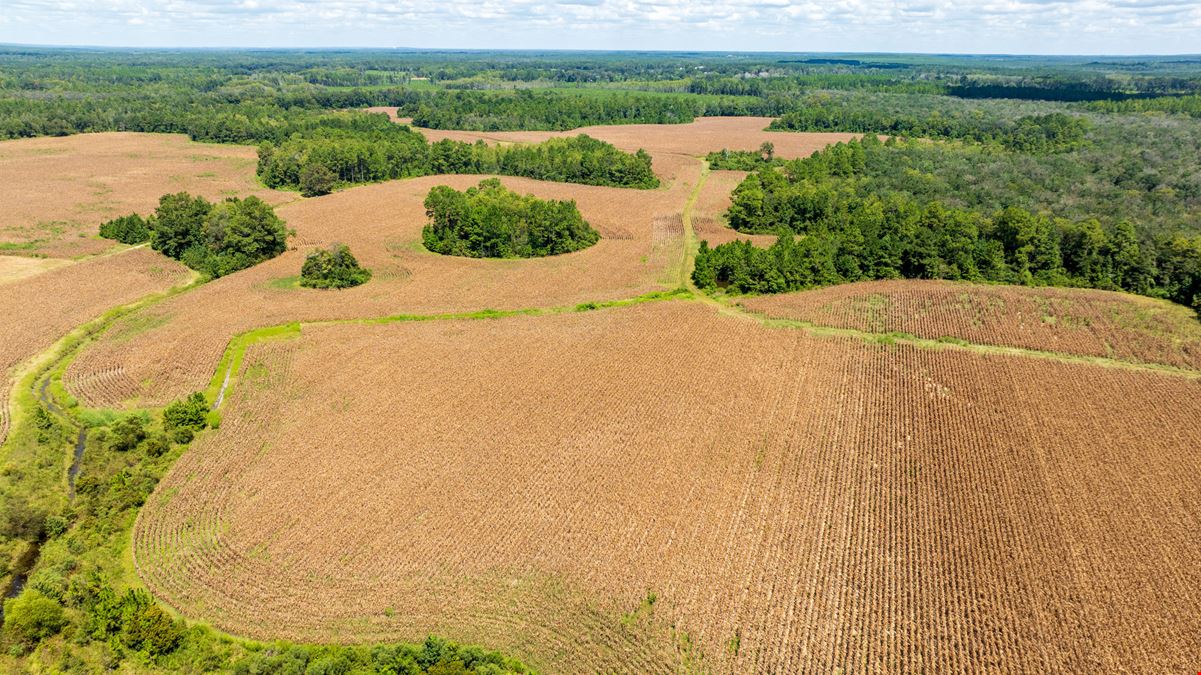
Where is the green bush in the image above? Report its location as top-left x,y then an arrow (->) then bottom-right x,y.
98,214 -> 151,244
85,587 -> 184,657
3,590 -> 66,644
108,415 -> 147,452
143,433 -> 172,458
423,179 -> 600,258
119,591 -> 184,656
299,163 -> 338,197
162,393 -> 209,436
300,244 -> 372,289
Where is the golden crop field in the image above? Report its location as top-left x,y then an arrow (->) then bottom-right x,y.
63,166 -> 698,408
133,300 -> 1201,673
0,247 -> 190,443
0,132 -> 293,258
741,279 -> 1201,370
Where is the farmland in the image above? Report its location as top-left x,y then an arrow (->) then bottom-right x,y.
0,248 -> 191,444
0,133 -> 293,257
2,47 -> 1201,675
741,279 -> 1201,370
63,165 -> 699,408
134,301 -> 1201,672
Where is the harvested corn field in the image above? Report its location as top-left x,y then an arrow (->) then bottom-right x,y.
0,132 -> 293,257
741,279 -> 1201,370
64,169 -> 702,408
0,248 -> 190,442
134,300 -> 1201,673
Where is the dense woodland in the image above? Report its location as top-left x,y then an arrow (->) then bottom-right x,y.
696,136 -> 1201,310
423,179 -> 600,258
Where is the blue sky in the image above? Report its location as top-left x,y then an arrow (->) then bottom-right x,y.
2,0 -> 1199,54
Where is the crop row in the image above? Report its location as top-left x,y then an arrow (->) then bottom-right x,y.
131,302 -> 1201,673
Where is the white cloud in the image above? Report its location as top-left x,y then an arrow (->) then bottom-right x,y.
1,0 -> 1198,53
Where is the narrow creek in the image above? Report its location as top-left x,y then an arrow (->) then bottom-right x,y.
3,374 -> 89,609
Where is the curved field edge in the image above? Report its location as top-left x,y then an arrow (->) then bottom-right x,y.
129,299 -> 1201,673
0,276 -> 537,673
737,280 -> 1201,373
11,151 -> 1200,669
43,279 -> 1193,671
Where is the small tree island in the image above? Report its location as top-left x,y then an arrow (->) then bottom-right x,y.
300,243 -> 373,289
422,178 -> 600,258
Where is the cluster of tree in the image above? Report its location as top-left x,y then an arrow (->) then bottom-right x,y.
258,130 -> 660,192
705,142 -> 779,171
300,244 -> 372,289
99,193 -> 288,278
97,214 -> 151,245
423,178 -> 599,258
771,105 -> 1088,154
698,165 -> 1201,310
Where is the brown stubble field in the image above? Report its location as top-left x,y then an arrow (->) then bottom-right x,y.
133,300 -> 1201,673
741,279 -> 1201,370
0,247 -> 190,443
63,119 -> 864,410
64,169 -> 696,408
0,132 -> 293,258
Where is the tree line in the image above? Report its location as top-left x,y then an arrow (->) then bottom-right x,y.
423,178 -> 599,258
724,132 -> 1201,239
695,141 -> 1201,311
1083,94 -> 1201,119
258,128 -> 660,193
770,106 -> 1088,154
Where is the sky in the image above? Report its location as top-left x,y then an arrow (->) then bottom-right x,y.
1,0 -> 1199,55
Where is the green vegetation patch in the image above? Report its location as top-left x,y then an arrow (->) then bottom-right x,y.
423,178 -> 600,258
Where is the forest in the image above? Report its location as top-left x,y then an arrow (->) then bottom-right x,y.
696,137 -> 1201,309
423,179 -> 600,258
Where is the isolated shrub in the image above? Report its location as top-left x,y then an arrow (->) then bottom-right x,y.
299,163 -> 337,197
162,392 -> 209,438
3,590 -> 66,644
108,415 -> 147,452
98,214 -> 151,244
300,244 -> 372,289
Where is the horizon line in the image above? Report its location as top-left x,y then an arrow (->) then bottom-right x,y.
2,42 -> 1200,59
